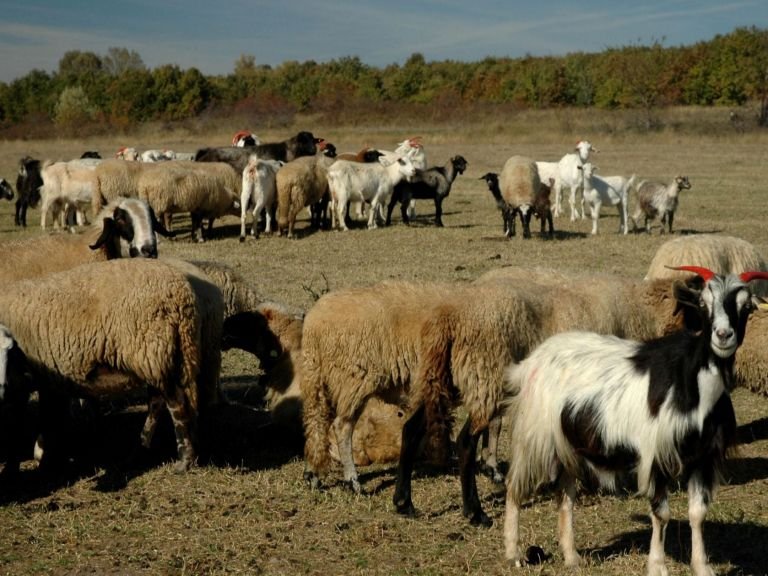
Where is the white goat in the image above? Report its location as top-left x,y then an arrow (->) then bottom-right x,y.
503,266 -> 768,575
554,140 -> 597,220
240,154 -> 283,240
39,158 -> 101,230
378,137 -> 427,219
580,162 -> 635,235
140,149 -> 174,162
328,156 -> 416,230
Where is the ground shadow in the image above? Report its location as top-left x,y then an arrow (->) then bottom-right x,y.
480,229 -> 589,241
736,416 -> 768,444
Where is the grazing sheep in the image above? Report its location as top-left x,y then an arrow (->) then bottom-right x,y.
240,155 -> 283,241
645,234 -> 768,297
276,154 -> 335,238
579,162 -> 635,235
328,156 -> 416,230
385,155 -> 468,227
0,197 -> 165,285
91,159 -> 153,212
498,156 -> 540,239
502,267 -> 768,574
0,178 -> 13,202
0,258 -> 224,474
14,156 -> 43,227
631,175 -> 692,234
555,140 -> 597,220
195,131 -> 321,173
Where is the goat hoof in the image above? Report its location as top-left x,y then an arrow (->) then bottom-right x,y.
345,478 -> 362,494
239,236 -> 245,243
466,509 -> 492,528
394,498 -> 416,517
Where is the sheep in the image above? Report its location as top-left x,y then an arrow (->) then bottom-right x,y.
39,158 -> 101,230
631,175 -> 692,234
336,147 -> 384,163
327,156 -> 415,230
80,151 -> 101,159
0,178 -> 13,202
482,174 -> 555,237
90,159 -> 154,212
276,154 -> 335,238
645,234 -> 768,297
14,156 -> 43,227
555,140 -> 597,220
140,149 -> 174,162
497,156 -> 540,239
502,267 -> 768,574
0,258 -> 224,474
579,162 -> 635,235
0,197 -> 166,286
385,155 -> 468,227
195,131 -> 321,173
240,155 -> 283,241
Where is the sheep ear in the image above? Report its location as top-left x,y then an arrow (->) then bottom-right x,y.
89,217 -> 120,258
150,207 -> 175,238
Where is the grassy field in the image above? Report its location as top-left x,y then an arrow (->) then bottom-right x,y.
0,108 -> 767,575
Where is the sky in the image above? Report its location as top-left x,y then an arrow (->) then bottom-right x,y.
0,0 -> 766,83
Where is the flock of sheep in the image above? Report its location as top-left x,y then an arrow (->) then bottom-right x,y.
2,129 -> 768,575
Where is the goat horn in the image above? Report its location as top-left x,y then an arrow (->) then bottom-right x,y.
667,265 -> 717,282
739,271 -> 768,283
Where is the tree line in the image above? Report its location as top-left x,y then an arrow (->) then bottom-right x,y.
1,27 -> 766,136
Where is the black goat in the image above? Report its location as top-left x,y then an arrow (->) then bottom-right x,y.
195,131 -> 322,173
14,156 -> 43,227
386,155 -> 468,227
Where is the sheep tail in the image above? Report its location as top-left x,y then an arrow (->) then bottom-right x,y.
417,310 -> 456,467
301,340 -> 333,476
276,180 -> 293,230
176,301 -> 202,414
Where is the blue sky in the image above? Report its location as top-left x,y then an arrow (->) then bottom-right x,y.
0,1 -> 765,83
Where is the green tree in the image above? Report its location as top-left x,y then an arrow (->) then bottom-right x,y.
54,85 -> 97,135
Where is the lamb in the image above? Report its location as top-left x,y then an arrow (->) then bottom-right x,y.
276,154 -> 335,237
0,197 -> 165,285
0,178 -> 13,202
502,267 -> 768,574
327,155 -> 416,230
240,155 -> 283,241
645,234 -> 768,297
631,175 -> 692,234
497,156 -> 540,238
555,139 -> 597,220
14,156 -> 43,227
0,258 -> 224,474
195,131 -> 321,173
385,155 -> 468,227
579,162 -> 635,235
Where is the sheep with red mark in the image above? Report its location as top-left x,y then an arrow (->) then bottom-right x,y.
503,266 -> 768,574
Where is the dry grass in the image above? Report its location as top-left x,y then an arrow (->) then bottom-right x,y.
0,108 -> 767,575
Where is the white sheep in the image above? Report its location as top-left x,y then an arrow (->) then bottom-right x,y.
0,258 -> 224,473
645,233 -> 768,297
327,156 -> 416,230
498,155 -> 540,238
502,267 -> 768,574
240,155 -> 283,240
39,158 -> 101,230
554,140 -> 597,220
276,153 -> 335,237
579,162 -> 635,235
631,175 -> 692,234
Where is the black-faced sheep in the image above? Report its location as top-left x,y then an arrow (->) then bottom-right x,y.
498,156 -> 540,239
0,178 -> 13,202
385,155 -> 468,227
0,259 -> 224,474
502,267 -> 768,574
14,156 -> 43,227
631,175 -> 692,234
482,167 -> 553,238
195,131 -> 321,173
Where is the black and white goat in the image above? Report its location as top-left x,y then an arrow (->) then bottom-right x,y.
503,266 -> 768,575
385,155 -> 467,227
0,178 -> 13,202
14,156 -> 43,227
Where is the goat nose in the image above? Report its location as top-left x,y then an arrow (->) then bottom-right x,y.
715,327 -> 733,341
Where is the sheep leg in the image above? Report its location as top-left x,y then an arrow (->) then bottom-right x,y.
434,197 -> 444,227
0,379 -> 30,482
393,404 -> 427,516
557,472 -> 580,567
688,468 -> 716,576
505,208 -> 516,238
647,478 -> 670,576
252,199 -> 265,239
457,417 -> 491,527
163,386 -> 197,472
35,388 -> 72,475
666,211 -> 674,234
333,416 -> 360,493
479,415 -> 504,483
140,390 -> 167,450
519,206 -> 532,239
190,213 -> 205,243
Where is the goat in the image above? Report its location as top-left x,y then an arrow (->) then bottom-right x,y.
579,162 -> 635,235
503,266 -> 768,574
555,140 -> 597,220
195,131 -> 322,173
0,178 -> 13,202
14,156 -> 43,227
631,176 -> 692,234
385,155 -> 467,227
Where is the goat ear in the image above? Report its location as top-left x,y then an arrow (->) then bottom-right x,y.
673,278 -> 705,330
89,217 -> 120,256
150,207 -> 175,238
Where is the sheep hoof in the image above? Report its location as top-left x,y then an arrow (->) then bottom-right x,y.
480,463 -> 506,484
304,469 -> 322,490
239,236 -> 245,243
